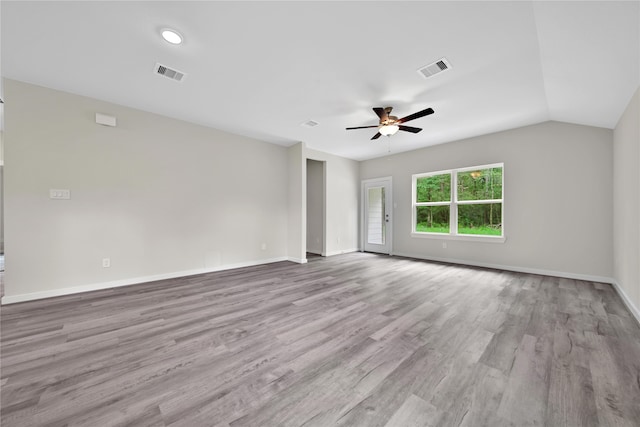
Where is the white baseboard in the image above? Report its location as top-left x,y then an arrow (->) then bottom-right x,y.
5,251 -> 638,328
1,257 -> 289,305
391,252 -> 614,284
611,280 -> 640,326
324,248 -> 359,257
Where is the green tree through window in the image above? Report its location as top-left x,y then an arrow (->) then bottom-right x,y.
412,164 -> 503,237
415,173 -> 451,233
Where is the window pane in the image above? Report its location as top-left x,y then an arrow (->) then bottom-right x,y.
416,173 -> 451,202
458,203 -> 502,236
415,206 -> 450,233
457,167 -> 502,201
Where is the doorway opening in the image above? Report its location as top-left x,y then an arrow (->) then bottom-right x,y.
306,159 -> 326,256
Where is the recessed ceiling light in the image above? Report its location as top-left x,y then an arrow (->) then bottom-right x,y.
161,29 -> 183,45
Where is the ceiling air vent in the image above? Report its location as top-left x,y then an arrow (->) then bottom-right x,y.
301,120 -> 319,128
154,63 -> 186,82
417,58 -> 452,79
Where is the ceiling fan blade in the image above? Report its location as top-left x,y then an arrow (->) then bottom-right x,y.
371,132 -> 382,140
398,125 -> 422,133
397,107 -> 434,123
346,125 -> 380,130
373,107 -> 388,121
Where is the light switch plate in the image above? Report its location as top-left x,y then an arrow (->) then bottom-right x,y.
50,189 -> 71,199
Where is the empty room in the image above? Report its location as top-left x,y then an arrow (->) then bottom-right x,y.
1,1 -> 639,426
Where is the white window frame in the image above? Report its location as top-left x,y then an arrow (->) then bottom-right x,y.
411,163 -> 505,243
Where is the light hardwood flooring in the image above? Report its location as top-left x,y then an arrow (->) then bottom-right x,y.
1,253 -> 640,426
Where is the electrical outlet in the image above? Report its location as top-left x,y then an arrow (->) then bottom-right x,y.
102,258 -> 111,268
442,242 -> 447,249
261,243 -> 267,251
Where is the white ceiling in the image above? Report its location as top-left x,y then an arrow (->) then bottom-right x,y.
2,1 -> 638,160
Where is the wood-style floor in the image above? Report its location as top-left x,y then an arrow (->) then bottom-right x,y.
2,253 -> 640,427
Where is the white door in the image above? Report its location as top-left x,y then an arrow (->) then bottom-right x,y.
363,178 -> 392,254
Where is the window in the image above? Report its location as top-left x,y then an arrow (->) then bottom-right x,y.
412,163 -> 503,240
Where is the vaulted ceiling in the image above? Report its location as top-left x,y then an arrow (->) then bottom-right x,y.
2,1 -> 638,160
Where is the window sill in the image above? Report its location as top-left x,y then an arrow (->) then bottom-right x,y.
411,232 -> 506,243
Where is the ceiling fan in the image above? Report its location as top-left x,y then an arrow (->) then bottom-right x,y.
346,106 -> 434,140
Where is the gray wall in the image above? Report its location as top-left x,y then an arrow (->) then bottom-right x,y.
613,86 -> 640,316
360,121 -> 613,280
1,130 -> 4,255
0,165 -> 3,255
286,143 -> 305,263
4,79 -> 289,300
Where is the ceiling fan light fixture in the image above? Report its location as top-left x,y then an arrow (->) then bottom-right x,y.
161,29 -> 183,45
379,124 -> 399,136
346,106 -> 433,140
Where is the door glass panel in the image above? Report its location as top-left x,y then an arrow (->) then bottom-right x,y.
367,187 -> 385,245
